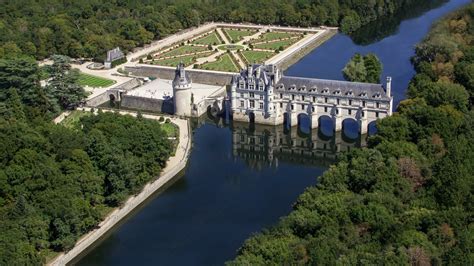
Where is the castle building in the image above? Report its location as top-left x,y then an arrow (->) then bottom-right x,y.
173,63 -> 193,116
229,64 -> 393,134
104,47 -> 125,69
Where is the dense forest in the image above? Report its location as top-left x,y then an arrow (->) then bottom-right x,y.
229,3 -> 474,265
0,56 -> 174,263
0,0 -> 429,60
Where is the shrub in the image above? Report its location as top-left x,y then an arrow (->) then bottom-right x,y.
159,116 -> 165,122
165,118 -> 171,123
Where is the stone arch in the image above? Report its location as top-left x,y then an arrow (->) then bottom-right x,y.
342,117 -> 359,139
297,113 -> 311,137
368,120 -> 378,136
248,111 -> 255,124
318,115 -> 334,136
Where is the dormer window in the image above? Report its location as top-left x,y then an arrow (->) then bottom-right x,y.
278,85 -> 284,90
347,90 -> 353,96
299,86 -> 306,92
322,88 -> 329,94
334,89 -> 341,95
310,87 -> 317,93
360,91 -> 368,97
239,81 -> 244,89
373,93 -> 381,98
259,84 -> 263,90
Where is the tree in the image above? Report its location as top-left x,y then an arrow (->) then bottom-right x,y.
47,55 -> 86,109
343,53 -> 382,83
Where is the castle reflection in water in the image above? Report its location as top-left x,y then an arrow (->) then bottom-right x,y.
192,116 -> 367,168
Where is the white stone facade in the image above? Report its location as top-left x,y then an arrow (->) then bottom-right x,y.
230,64 -> 393,134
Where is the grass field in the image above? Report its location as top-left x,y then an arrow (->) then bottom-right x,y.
157,45 -> 208,58
241,50 -> 275,64
224,29 -> 256,43
60,111 -> 91,129
192,33 -> 221,45
153,52 -> 214,67
256,31 -> 299,42
199,53 -> 239,72
254,39 -> 297,50
160,122 -> 178,137
78,73 -> 116,88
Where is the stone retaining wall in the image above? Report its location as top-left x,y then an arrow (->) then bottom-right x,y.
125,65 -> 235,86
121,95 -> 168,113
48,110 -> 191,266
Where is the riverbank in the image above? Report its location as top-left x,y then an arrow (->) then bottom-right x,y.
48,108 -> 191,266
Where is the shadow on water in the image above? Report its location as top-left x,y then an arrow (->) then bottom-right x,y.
349,0 -> 448,45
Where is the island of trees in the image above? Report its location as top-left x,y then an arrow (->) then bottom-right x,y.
0,56 -> 175,263
229,3 -> 473,265
0,0 -> 431,61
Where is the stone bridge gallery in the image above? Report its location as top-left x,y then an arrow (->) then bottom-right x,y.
229,64 -> 393,134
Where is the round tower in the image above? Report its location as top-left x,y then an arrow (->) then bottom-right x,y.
172,63 -> 192,116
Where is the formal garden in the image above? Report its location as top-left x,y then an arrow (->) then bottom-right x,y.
140,26 -> 311,72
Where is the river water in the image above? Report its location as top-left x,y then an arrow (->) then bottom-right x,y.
76,1 -> 471,265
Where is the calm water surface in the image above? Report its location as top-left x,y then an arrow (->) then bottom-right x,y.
77,1 -> 471,265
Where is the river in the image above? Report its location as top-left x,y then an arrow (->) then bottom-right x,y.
76,0 -> 471,265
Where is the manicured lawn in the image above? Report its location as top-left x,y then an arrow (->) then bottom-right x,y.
199,53 -> 239,72
192,33 -> 221,45
224,29 -> 256,43
157,45 -> 208,58
161,122 -> 178,137
254,39 -> 298,50
241,50 -> 275,64
78,73 -> 116,88
153,52 -> 214,67
61,110 -> 92,129
256,31 -> 298,42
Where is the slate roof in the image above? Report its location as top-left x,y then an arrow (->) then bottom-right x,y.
232,64 -> 390,100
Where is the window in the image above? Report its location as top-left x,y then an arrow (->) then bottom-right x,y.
348,109 -> 352,115
260,95 -> 263,100
362,101 -> 366,107
349,99 -> 352,105
240,82 -> 244,89
250,100 -> 255,108
240,100 -> 244,107
259,102 -> 264,109
312,107 -> 315,112
249,84 -> 254,90
337,99 -> 340,105
376,112 -> 379,118
324,107 -> 328,112
280,93 -> 283,98
325,97 -> 328,103
259,85 -> 263,90
240,93 -> 244,98
280,102 -> 283,108
313,96 -> 316,102
302,95 -> 305,101
250,92 -> 254,98
336,109 -> 339,115
301,104 -> 305,110
362,111 -> 365,117
291,104 -> 294,110
292,94 -> 295,100
376,102 -> 380,108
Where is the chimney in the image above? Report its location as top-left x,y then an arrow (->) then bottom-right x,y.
386,76 -> 392,97
247,65 -> 253,76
